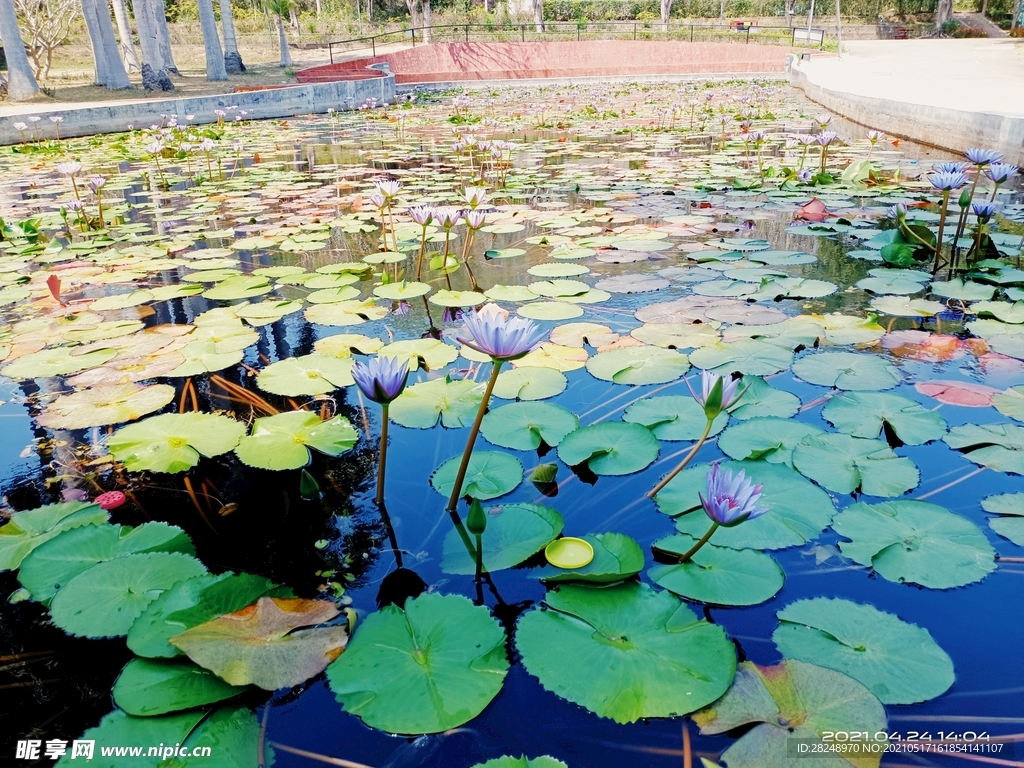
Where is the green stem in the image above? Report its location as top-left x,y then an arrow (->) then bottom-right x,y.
446,361 -> 503,513
952,173 -> 981,247
678,521 -> 720,563
441,230 -> 453,291
648,418 -> 714,498
474,533 -> 483,583
375,404 -> 389,505
933,190 -> 950,276
415,226 -> 428,281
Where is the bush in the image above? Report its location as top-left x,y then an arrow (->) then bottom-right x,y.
940,18 -> 961,33
1009,26 -> 1024,37
950,24 -> 987,36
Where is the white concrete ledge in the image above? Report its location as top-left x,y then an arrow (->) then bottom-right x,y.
0,72 -> 396,146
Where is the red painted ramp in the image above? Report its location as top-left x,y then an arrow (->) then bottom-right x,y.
296,41 -> 789,84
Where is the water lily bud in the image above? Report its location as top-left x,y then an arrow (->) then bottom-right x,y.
299,469 -> 321,500
467,498 -> 487,536
958,188 -> 972,210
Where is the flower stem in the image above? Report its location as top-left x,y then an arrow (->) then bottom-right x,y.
678,521 -> 719,563
375,403 -> 389,505
415,226 -> 428,281
648,418 -> 713,499
446,360 -> 503,513
474,533 -> 484,582
933,189 -> 950,276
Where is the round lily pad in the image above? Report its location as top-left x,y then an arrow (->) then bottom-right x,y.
431,451 -> 523,500
717,417 -> 826,467
726,377 -> 800,421
0,501 -> 108,573
792,351 -> 901,391
822,391 -> 946,445
534,532 -> 644,584
688,339 -> 794,377
792,433 -> 920,497
1,346 -> 118,380
389,375 -> 484,429
586,346 -> 690,385
622,395 -> 729,441
944,423 -> 1024,474
108,413 -> 246,474
517,301 -> 584,321
442,503 -> 564,575
516,582 -> 736,724
429,289 -> 487,308
470,757 -> 567,768
256,354 -> 354,396
481,402 -> 579,451
557,422 -> 659,475
37,383 -> 175,430
650,535 -> 784,606
982,492 -> 1024,546
493,367 -> 567,401
235,412 -> 357,470
112,657 -> 244,716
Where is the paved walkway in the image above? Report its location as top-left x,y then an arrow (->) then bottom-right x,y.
789,38 -> 1024,163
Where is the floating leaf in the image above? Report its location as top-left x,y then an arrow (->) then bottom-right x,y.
945,423 -> 1024,474
56,709 -> 206,768
1,346 -> 118,379
112,658 -> 244,716
557,422 -> 659,475
203,275 -> 274,301
993,386 -> 1024,422
726,376 -> 800,421
792,351 -> 901,391
442,503 -> 564,575
377,338 -> 459,372
234,300 -> 304,326
773,597 -> 954,705
916,380 -> 1000,407
108,413 -> 246,474
793,433 -> 919,497
831,500 -> 996,588
535,532 -> 645,584
37,383 -> 175,429
481,402 -> 579,450
170,597 -> 347,690
256,354 -> 354,396
389,375 -> 484,428
622,395 -> 728,441
373,281 -> 432,300
235,412 -> 357,471
514,344 -> 588,372
870,295 -> 946,317
50,552 -> 207,638
327,592 -> 508,734
585,345 -> 690,385
493,367 -> 567,401
694,660 -> 886,768
470,758 -> 566,768
516,583 -> 735,724
656,461 -> 836,551
429,289 -> 486,308
982,492 -> 1024,546
518,301 -> 584,320
688,339 -> 794,377
431,451 -> 523,500
717,417 -> 826,467
0,501 -> 108,572
650,535 -> 784,606
822,391 -> 946,445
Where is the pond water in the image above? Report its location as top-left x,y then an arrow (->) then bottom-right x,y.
1,81 -> 1023,768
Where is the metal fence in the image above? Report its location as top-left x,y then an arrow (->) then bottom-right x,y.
326,21 -> 834,63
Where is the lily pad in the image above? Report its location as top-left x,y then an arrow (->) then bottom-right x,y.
429,289 -> 487,308
792,351 -> 901,391
112,657 -> 244,716
442,503 -> 564,574
256,354 -> 354,396
493,367 -> 567,401
650,535 -> 785,606
37,383 -> 175,430
717,417 -> 826,466
944,423 -> 1024,474
0,501 -> 108,572
1,346 -> 118,379
694,660 -> 886,768
822,391 -> 946,445
234,412 -> 357,470
516,582 -> 735,724
586,346 -> 690,385
993,386 -> 1024,421
557,422 -> 659,476
389,375 -> 484,428
793,433 -> 919,497
470,758 -> 566,768
773,597 -> 954,705
622,395 -> 729,441
431,451 -> 523,500
831,500 -> 996,588
327,592 -> 508,734
688,340 -> 794,377
170,597 -> 348,690
656,461 -> 836,551
535,532 -> 645,583
56,709 -> 206,768
982,492 -> 1024,546
481,402 -> 579,451
108,413 -> 246,474
518,301 -> 584,321
726,376 -> 800,421
377,338 -> 459,372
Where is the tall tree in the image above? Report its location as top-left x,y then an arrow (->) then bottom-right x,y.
0,0 -> 40,99
532,0 -> 543,31
660,0 -> 671,31
153,0 -> 178,73
219,0 -> 245,73
935,0 -> 953,29
196,0 -> 227,80
134,0 -> 173,89
785,0 -> 796,26
109,0 -> 141,73
14,0 -> 78,81
79,0 -> 131,88
421,0 -> 431,41
266,0 -> 293,67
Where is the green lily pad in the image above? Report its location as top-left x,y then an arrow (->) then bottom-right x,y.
108,413 -> 246,474
56,709 -> 206,768
518,301 -> 584,320
493,367 -> 567,401
0,501 -> 108,572
327,592 -> 508,734
481,402 -> 579,450
792,351 -> 901,391
556,422 -> 659,475
305,299 -> 389,326
431,451 -> 523,500
484,284 -> 539,302
235,300 -> 304,326
306,286 -> 362,304
442,503 -> 564,574
822,391 -> 946,445
622,395 -> 729,441
694,660 -> 886,768
929,278 -> 995,301
656,461 -> 836,551
18,521 -> 193,604
429,289 -> 487,308
585,345 -> 690,385
944,423 -> 1024,474
982,492 -> 1024,546
203,275 -> 274,301
1,346 -> 118,379
870,295 -> 947,317
994,386 -> 1024,421
793,433 -> 919,497
234,412 -> 357,470
372,281 -> 432,300
516,582 -> 735,724
128,572 -> 280,659
726,376 -> 800,421
37,383 -> 175,430
50,552 -> 207,638
112,657 -> 244,716
650,534 -> 785,606
470,758 -> 566,768
256,354 -> 354,396
534,532 -> 644,584
831,500 -> 996,588
389,375 -> 484,428
688,339 -> 794,377
717,417 -> 826,466
773,597 -> 954,705
377,338 -> 459,372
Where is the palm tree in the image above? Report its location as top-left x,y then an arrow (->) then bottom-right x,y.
0,0 -> 39,99
109,0 -> 142,73
80,0 -> 131,88
265,0 -> 293,67
219,0 -> 245,73
134,0 -> 173,89
197,0 -> 227,80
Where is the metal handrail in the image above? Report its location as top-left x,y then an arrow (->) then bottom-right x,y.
326,21 -> 827,64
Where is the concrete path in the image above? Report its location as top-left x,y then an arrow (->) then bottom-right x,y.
789,38 -> 1024,163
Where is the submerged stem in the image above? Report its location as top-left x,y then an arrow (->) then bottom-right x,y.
648,418 -> 713,498
445,361 -> 503,513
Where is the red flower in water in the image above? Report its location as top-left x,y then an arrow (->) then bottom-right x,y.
95,491 -> 126,510
796,198 -> 829,222
46,275 -> 65,306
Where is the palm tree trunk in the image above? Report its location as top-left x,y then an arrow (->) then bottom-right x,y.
154,1 -> 179,73
0,0 -> 39,99
110,0 -> 142,73
532,0 -> 543,32
422,0 -> 432,41
197,0 -> 228,80
219,0 -> 246,73
81,0 -> 132,89
935,0 -> 953,29
276,13 -> 292,66
660,0 -> 671,30
135,0 -> 174,89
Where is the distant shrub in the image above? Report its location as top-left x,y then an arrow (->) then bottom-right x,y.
940,18 -> 961,33
1009,27 -> 1024,37
950,24 -> 987,36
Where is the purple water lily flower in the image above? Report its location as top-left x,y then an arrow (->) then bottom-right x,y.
816,131 -> 838,146
699,463 -> 769,527
965,148 -> 1003,166
972,202 -> 997,223
886,203 -> 907,220
409,205 -> 435,226
373,179 -> 402,198
866,130 -> 885,144
797,168 -> 813,183
351,355 -> 409,404
457,303 -> 545,361
928,172 -> 968,191
933,161 -> 968,174
685,370 -> 746,420
984,163 -> 1018,184
465,209 -> 487,230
